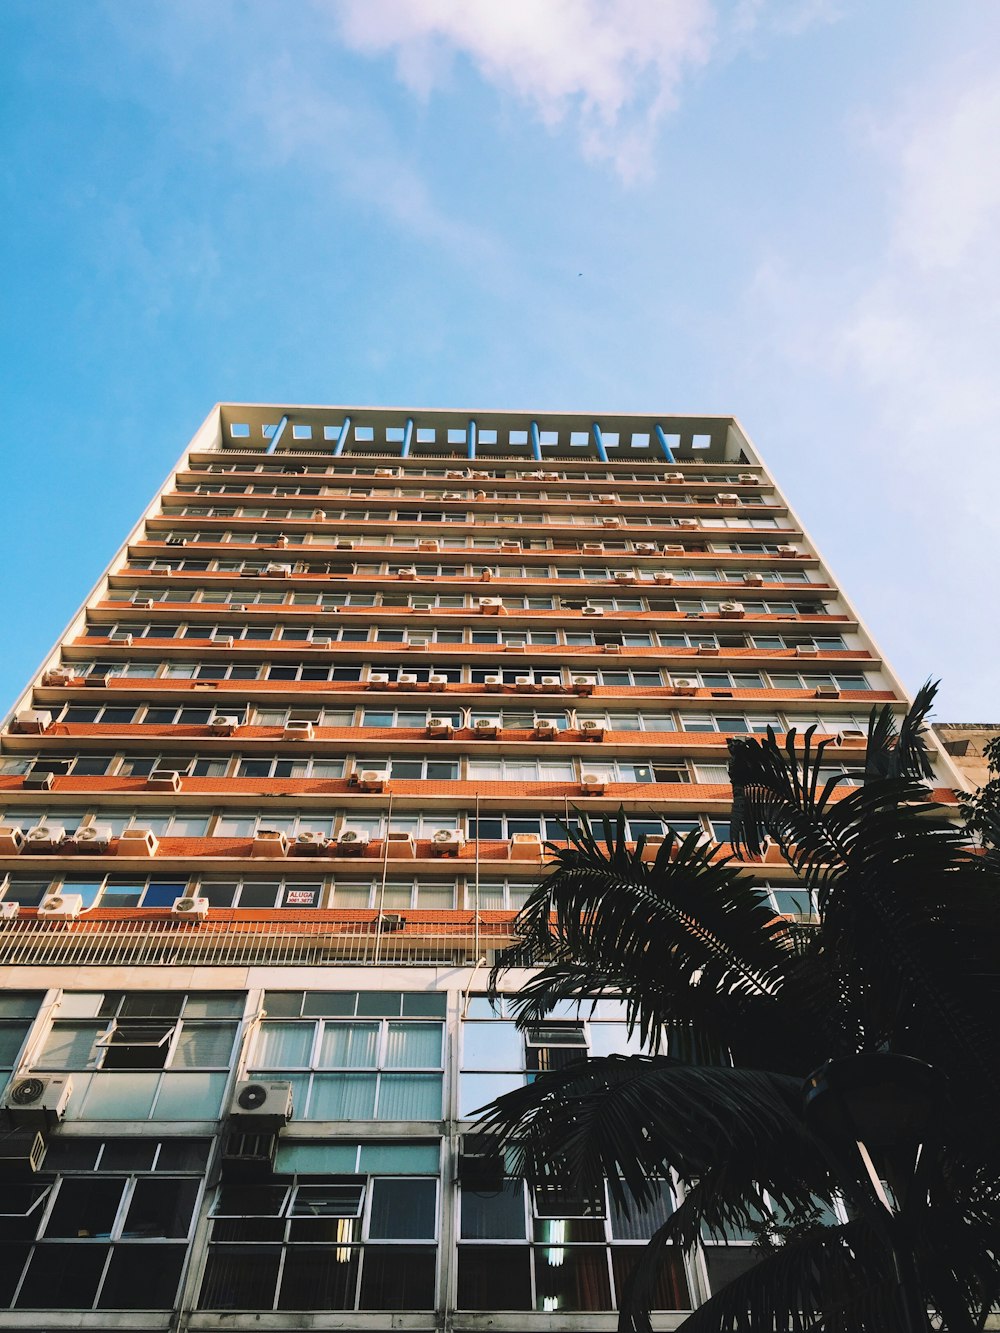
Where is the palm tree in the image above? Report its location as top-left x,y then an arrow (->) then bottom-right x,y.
474,683 -> 1000,1332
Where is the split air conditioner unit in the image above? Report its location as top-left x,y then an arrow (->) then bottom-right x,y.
572,676 -> 596,695
743,572 -> 765,585
484,675 -> 504,690
478,598 -> 503,613
336,829 -> 370,853
442,491 -> 464,501
777,545 -> 800,557
663,472 -> 685,483
13,710 -> 52,735
38,893 -> 84,919
580,774 -> 606,794
601,518 -> 621,529
474,718 -> 501,737
677,518 -> 700,530
719,602 -> 745,619
598,493 -> 617,505
264,563 -> 293,576
582,606 -> 603,617
635,543 -> 657,554
118,827 -> 158,857
539,676 -> 562,688
359,770 -> 388,791
427,718 -> 454,737
671,678 -> 698,695
431,829 -> 465,856
4,1075 -> 73,1128
533,719 -> 559,738
229,1080 -> 293,1128
613,572 -> 635,584
446,469 -> 467,480
427,674 -> 448,687
514,676 -> 533,691
374,468 -> 397,478
739,473 -> 760,484
653,571 -> 675,584
41,668 -> 76,686
293,831 -> 329,855
398,567 -> 418,580
717,493 -> 739,505
396,674 -> 418,687
171,896 -> 209,919
67,824 -> 112,853
252,830 -> 290,859
211,714 -> 242,735
579,720 -> 607,739
25,825 -> 66,852
368,673 -> 390,686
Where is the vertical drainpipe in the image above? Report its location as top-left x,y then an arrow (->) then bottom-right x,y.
530,421 -> 542,462
401,417 -> 414,459
264,414 -> 288,455
467,419 -> 477,461
654,425 -> 676,462
333,415 -> 351,457
592,422 -> 608,463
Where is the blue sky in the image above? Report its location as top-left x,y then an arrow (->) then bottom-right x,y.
2,0 -> 998,719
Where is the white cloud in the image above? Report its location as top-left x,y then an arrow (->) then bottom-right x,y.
330,0 -> 717,181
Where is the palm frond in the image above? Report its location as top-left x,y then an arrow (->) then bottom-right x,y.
864,678 -> 938,783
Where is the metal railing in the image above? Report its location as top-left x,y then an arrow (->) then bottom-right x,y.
0,913 -> 521,969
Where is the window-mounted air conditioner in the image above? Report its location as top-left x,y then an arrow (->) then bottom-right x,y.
442,491 -> 464,501
374,468 -> 397,478
500,540 -> 520,552
509,832 -> 542,860
0,1128 -> 46,1172
419,540 -> 440,552
149,562 -> 172,573
427,718 -> 454,736
108,631 -> 134,645
336,829 -> 370,853
579,720 -> 607,739
719,602 -> 745,619
229,1080 -> 293,1128
221,1130 -> 278,1179
38,893 -> 84,919
165,536 -> 188,546
25,825 -> 66,852
398,567 -> 418,580
815,686 -> 841,699
251,830 -> 290,859
68,824 -> 112,853
171,895 -> 209,919
796,645 -> 819,657
334,539 -> 356,551
663,543 -> 685,553
598,493 -> 617,505
697,643 -> 720,656
368,673 -> 390,686
431,829 -> 464,856
385,833 -> 415,859
282,720 -> 315,740
118,827 -> 158,857
445,469 -> 467,480
132,598 -> 155,610
0,828 -> 25,855
376,911 -> 407,931
148,769 -> 184,792
581,543 -> 603,555
22,771 -> 54,792
310,636 -> 332,647
4,1075 -> 73,1128
211,634 -> 235,648
293,831 -> 329,855
474,718 -> 501,736
13,710 -> 52,735
663,472 -> 685,483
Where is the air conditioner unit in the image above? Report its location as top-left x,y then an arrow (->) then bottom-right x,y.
149,561 -> 172,572
743,572 -> 765,585
719,602 -> 745,619
572,676 -> 596,695
533,719 -> 559,737
229,602 -> 248,612
229,1080 -> 293,1128
478,598 -> 503,613
165,535 -> 188,546
132,598 -> 155,610
38,893 -> 84,919
796,645 -> 819,657
717,493 -> 739,504
671,678 -> 698,695
514,676 -> 533,690
777,545 -> 799,557
289,831 -> 327,857
221,1129 -> 278,1179
539,676 -> 562,687
0,1128 -> 45,1172
118,827 -> 158,857
678,518 -> 700,530
22,771 -> 54,792
431,829 -> 464,856
68,824 -> 112,853
211,634 -> 235,648
84,671 -> 117,687
471,471 -> 491,480
457,1133 -> 503,1187
310,636 -> 332,647
446,469 -> 466,479
211,714 -> 242,735
474,718 -> 501,736
41,668 -> 75,686
4,1075 -> 73,1128
148,769 -> 183,792
335,539 -> 355,550
25,825 -> 65,852
601,518 -> 621,529
419,540 -> 441,552
815,686 -> 841,699
474,490 -> 487,501
427,718 -> 453,737
697,643 -> 720,656
598,493 -> 617,505
336,829 -> 370,853
109,631 -> 134,645
526,470 -> 545,480
374,468 -> 397,478
581,774 -> 606,794
282,720 -> 314,740
171,895 -> 209,919
663,472 -> 685,483
368,673 -> 390,686
442,491 -> 464,501
359,770 -> 388,791
13,710 -> 52,735
582,606 -> 603,617
394,674 -> 417,687
0,902 -> 20,920
376,912 -> 406,931
635,542 -> 657,554
385,832 -> 415,859
509,832 -> 542,860
581,543 -> 603,555
484,675 -> 504,689
653,571 -> 675,584
271,536 -> 290,548
739,473 -> 760,483
428,674 -> 448,687
264,563 -> 293,576
579,720 -> 607,739
252,830 -> 290,858
500,541 -> 520,553
663,543 -> 685,553
398,567 -> 418,580
613,572 -> 634,584
839,728 -> 866,740
0,828 -> 24,855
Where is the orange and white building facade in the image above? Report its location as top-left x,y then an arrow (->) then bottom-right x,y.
0,404 -> 962,1327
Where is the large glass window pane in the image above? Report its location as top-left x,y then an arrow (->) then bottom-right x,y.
154,1072 -> 228,1119
121,1178 -> 199,1238
384,1023 -> 442,1068
0,1022 -> 30,1066
461,1182 -> 527,1239
377,1073 -> 442,1120
36,1022 -> 101,1068
611,1248 -> 691,1309
317,1023 -> 379,1068
308,1073 -> 377,1119
253,1022 -> 314,1067
171,1023 -> 238,1068
16,1244 -> 107,1309
200,1246 -> 281,1309
462,1022 -> 522,1070
45,1177 -> 126,1238
535,1244 -> 612,1311
457,1246 -> 531,1310
82,1072 -> 159,1119
277,1247 -> 358,1310
460,1072 -> 523,1117
99,1244 -> 186,1309
359,1247 -> 435,1310
368,1179 -> 437,1238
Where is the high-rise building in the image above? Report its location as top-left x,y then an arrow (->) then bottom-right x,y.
0,404 -> 961,1324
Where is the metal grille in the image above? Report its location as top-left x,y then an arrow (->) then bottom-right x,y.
0,915 -> 519,968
